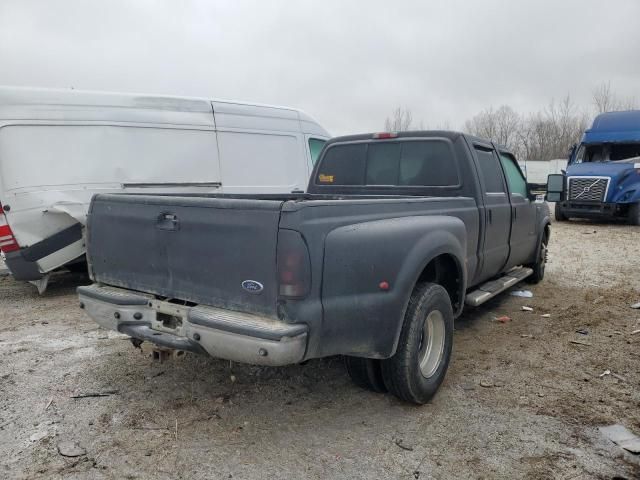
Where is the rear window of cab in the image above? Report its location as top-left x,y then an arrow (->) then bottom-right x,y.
315,140 -> 459,187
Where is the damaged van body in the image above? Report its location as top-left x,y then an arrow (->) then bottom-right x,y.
0,87 -> 329,291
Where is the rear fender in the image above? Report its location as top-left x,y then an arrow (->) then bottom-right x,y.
318,215 -> 467,359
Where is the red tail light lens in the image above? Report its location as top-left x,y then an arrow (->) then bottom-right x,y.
277,230 -> 311,298
0,205 -> 19,253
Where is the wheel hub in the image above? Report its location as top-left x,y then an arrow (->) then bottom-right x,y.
418,310 -> 446,378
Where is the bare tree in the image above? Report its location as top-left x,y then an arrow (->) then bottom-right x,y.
464,96 -> 588,161
518,95 -> 588,161
618,95 -> 638,111
384,107 -> 414,131
593,82 -> 638,113
593,82 -> 616,114
464,105 -> 521,153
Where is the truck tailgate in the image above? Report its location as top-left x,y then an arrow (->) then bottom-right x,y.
87,194 -> 283,316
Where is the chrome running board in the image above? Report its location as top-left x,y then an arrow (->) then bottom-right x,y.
465,267 -> 533,307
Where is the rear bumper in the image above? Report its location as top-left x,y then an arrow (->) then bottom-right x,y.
77,284 -> 308,366
3,250 -> 43,281
557,201 -> 627,219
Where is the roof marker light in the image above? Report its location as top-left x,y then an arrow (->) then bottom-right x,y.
373,132 -> 398,139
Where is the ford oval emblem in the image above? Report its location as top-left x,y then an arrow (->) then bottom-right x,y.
241,280 -> 264,294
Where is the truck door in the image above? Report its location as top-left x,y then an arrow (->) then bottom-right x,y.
498,151 -> 537,268
473,144 -> 512,281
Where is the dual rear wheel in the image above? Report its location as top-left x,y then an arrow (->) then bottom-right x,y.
344,282 -> 454,405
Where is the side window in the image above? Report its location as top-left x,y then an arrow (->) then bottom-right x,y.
499,153 -> 528,197
315,143 -> 366,185
308,138 -> 326,165
574,145 -> 585,164
475,147 -> 506,193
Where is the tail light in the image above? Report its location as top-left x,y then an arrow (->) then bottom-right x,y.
277,230 -> 311,298
0,204 -> 20,253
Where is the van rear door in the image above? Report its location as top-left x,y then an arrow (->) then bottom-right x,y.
212,102 -> 309,194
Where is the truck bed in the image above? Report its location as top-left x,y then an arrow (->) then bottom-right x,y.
87,193 -> 479,320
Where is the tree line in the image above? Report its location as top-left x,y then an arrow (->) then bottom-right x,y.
384,82 -> 638,161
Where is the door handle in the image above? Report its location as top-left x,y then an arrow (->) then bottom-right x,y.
488,209 -> 492,224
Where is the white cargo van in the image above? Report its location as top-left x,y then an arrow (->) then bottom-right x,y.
0,87 -> 329,291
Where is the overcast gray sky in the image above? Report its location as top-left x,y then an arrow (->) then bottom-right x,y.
1,0 -> 638,135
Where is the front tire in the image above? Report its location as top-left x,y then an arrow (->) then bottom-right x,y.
526,230 -> 548,284
381,283 -> 454,405
554,202 -> 568,222
628,202 -> 640,226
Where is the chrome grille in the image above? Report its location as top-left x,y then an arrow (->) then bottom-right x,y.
568,177 -> 608,202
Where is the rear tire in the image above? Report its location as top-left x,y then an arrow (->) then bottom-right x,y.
525,230 -> 548,284
554,203 -> 568,222
381,283 -> 454,405
344,356 -> 387,393
628,202 -> 640,226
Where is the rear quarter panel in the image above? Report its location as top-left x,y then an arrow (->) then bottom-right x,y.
279,197 -> 478,359
320,215 -> 467,358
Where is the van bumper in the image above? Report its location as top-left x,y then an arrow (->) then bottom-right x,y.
3,223 -> 83,280
3,250 -> 44,281
77,284 -> 308,366
557,201 -> 627,219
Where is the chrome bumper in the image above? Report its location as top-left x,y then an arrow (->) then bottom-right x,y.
77,284 -> 308,366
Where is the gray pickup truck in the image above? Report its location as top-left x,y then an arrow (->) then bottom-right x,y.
78,131 -> 550,404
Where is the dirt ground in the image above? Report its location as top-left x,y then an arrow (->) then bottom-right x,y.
1,218 -> 639,479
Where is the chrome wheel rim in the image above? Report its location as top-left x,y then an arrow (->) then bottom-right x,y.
418,310 -> 446,378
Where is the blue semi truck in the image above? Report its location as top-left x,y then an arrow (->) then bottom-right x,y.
552,110 -> 640,225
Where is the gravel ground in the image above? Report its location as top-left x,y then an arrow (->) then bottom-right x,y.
1,219 -> 639,479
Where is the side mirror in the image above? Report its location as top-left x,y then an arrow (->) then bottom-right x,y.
546,174 -> 564,202
525,182 -> 540,201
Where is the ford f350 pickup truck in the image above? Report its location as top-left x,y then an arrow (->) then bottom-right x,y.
78,131 -> 550,404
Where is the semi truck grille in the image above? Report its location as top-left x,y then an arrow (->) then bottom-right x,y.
568,177 -> 609,202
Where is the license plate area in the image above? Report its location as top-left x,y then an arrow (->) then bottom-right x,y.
149,300 -> 189,336
157,312 -> 182,330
